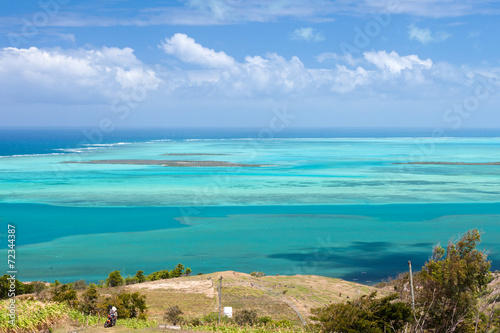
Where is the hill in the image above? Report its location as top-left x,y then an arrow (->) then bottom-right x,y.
121,271 -> 387,325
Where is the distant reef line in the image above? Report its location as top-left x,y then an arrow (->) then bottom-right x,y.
394,162 -> 500,165
162,153 -> 228,156
61,159 -> 268,167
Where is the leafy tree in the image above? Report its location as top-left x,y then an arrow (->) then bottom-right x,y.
147,269 -> 171,281
234,309 -> 258,326
0,275 -> 26,299
80,284 -> 99,315
135,270 -> 146,283
164,305 -> 183,326
146,263 -> 191,281
250,271 -> 265,278
51,283 -> 78,307
116,291 -> 147,318
106,270 -> 124,287
124,275 -> 139,285
172,263 -> 185,277
396,229 -> 491,333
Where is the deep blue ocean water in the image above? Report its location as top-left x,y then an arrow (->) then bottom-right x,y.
0,127 -> 499,283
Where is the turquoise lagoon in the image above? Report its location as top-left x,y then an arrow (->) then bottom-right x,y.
0,133 -> 499,283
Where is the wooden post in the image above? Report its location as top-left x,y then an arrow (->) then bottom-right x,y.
218,276 -> 223,324
408,261 -> 415,313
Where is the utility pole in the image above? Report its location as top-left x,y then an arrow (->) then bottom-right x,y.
408,261 -> 415,313
218,276 -> 223,325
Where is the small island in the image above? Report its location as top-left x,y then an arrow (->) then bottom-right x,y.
394,162 -> 500,165
62,159 -> 267,167
162,153 -> 228,156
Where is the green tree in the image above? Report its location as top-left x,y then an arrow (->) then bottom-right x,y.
116,291 -> 147,318
172,263 -> 185,277
135,270 -> 146,283
106,270 -> 124,287
80,284 -> 99,315
0,275 -> 26,299
396,229 -> 491,333
51,283 -> 78,307
124,275 -> 139,285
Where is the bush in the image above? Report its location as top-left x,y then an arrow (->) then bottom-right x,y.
258,315 -> 273,325
96,291 -> 147,319
79,284 -> 99,315
147,263 -> 192,281
106,270 -> 124,287
311,292 -> 412,333
0,274 -> 28,299
234,309 -> 258,326
201,312 -> 220,323
73,280 -> 87,290
164,305 -> 183,325
51,283 -> 78,307
250,272 -> 265,278
117,291 -> 147,318
125,276 -> 139,285
135,270 -> 146,283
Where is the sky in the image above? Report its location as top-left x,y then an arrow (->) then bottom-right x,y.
1,0 -> 500,130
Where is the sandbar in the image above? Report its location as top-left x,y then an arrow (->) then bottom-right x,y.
62,159 -> 266,167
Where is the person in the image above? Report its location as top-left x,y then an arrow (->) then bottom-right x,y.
108,305 -> 118,324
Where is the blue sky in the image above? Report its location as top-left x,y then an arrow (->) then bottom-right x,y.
1,0 -> 500,129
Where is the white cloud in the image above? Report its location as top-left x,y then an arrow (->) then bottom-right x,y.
408,24 -> 450,44
316,52 -> 360,66
291,27 -> 324,42
361,0 -> 500,18
363,50 -> 433,74
0,46 -> 160,104
159,33 -> 235,69
3,35 -> 499,114
3,0 -> 496,30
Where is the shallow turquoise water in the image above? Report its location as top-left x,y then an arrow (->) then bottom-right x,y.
1,137 -> 499,283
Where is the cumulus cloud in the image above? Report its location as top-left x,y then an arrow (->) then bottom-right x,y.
0,46 -> 160,104
4,34 -> 496,111
158,34 -> 448,97
363,50 -> 433,74
159,33 -> 235,69
408,24 -> 450,44
291,27 -> 324,42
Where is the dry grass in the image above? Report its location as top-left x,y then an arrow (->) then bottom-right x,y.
120,271 -> 385,326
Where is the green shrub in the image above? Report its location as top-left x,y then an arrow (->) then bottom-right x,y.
124,276 -> 139,285
164,305 -> 183,325
79,284 -> 99,315
51,283 -> 78,307
258,315 -> 272,325
234,309 -> 258,326
135,270 -> 146,283
73,280 -> 87,290
105,270 -> 124,287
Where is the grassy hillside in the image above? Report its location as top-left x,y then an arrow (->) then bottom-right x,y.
4,271 -> 498,333
122,271 -> 387,325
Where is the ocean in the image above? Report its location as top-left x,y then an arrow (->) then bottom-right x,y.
0,127 -> 499,284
